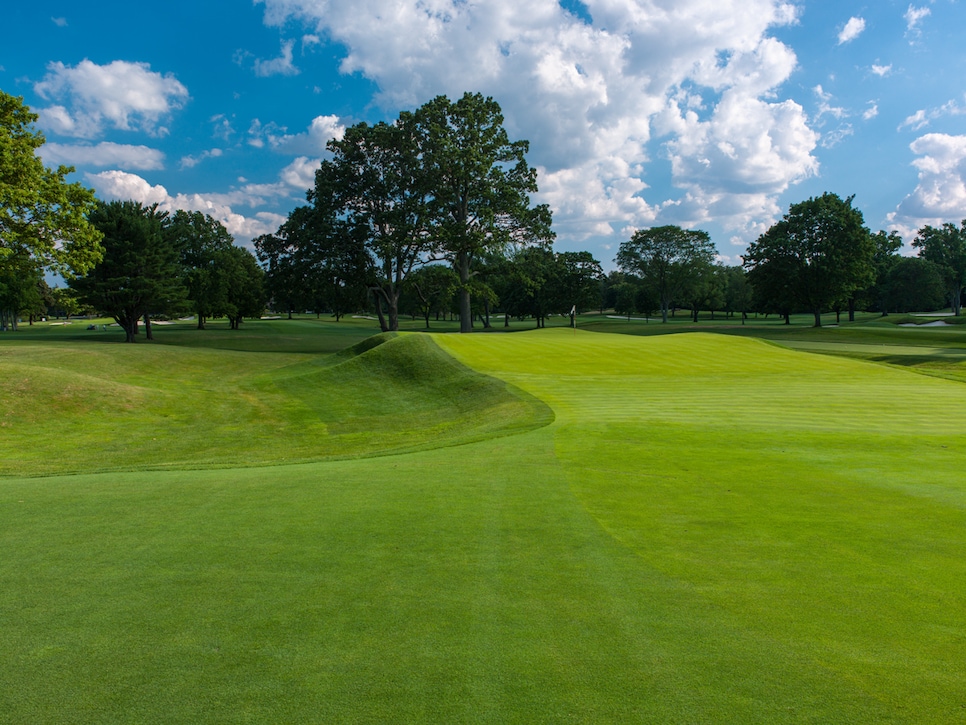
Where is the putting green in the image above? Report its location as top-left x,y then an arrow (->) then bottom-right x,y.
2,328 -> 965,722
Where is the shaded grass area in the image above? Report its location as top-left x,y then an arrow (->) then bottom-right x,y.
0,332 -> 551,477
3,315 -> 384,354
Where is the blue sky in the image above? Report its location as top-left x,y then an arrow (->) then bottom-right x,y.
3,1 -> 965,266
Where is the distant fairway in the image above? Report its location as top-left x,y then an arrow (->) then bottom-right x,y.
2,323 -> 966,722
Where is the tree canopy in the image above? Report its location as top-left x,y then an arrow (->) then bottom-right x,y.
912,220 -> 966,316
267,92 -> 553,332
70,201 -> 184,342
743,193 -> 874,327
416,93 -> 554,332
615,225 -> 716,323
0,91 -> 103,329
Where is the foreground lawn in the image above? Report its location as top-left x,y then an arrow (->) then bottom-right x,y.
2,328 -> 966,722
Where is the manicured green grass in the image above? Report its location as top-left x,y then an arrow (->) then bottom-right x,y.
0,328 -> 550,476
2,324 -> 966,721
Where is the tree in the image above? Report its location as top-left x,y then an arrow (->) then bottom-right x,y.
51,287 -> 85,320
613,278 -> 641,320
256,204 -> 371,323
912,221 -> 966,316
71,201 -> 185,342
254,223 -> 307,319
552,251 -> 604,323
0,255 -> 44,331
615,225 -> 716,323
743,193 -> 874,327
315,119 -> 429,331
882,257 -> 947,313
166,210 -> 235,329
504,245 -> 557,327
218,245 -> 266,329
1,92 -> 103,329
721,265 -> 753,323
417,93 -> 554,332
858,230 -> 903,316
403,264 -> 457,328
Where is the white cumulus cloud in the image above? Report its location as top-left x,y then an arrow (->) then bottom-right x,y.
86,170 -> 290,242
180,148 -> 224,169
254,39 -> 299,77
871,64 -> 892,77
268,114 -> 345,154
34,59 -> 188,139
837,17 -> 866,45
40,142 -> 166,171
256,0 -> 814,246
905,5 -> 931,37
280,156 -> 322,189
889,134 -> 966,238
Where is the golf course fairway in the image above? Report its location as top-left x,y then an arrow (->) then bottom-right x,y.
2,327 -> 965,722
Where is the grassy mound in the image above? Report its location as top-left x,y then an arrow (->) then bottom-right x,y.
0,333 -> 550,477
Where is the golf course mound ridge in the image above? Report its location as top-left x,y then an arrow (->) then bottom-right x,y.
0,332 -> 553,478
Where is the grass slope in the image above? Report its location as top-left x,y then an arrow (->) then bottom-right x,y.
1,326 -> 965,722
0,332 -> 550,476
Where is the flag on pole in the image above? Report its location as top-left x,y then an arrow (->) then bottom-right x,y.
570,304 -> 576,330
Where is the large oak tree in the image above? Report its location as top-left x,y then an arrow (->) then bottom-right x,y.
743,193 -> 874,327
417,93 -> 554,333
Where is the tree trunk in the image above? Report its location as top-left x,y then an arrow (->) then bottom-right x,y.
504,312 -> 509,327
120,315 -> 137,343
458,250 -> 472,333
813,310 -> 822,327
482,298 -> 491,328
144,313 -> 154,340
372,289 -> 389,332
848,297 -> 856,322
661,301 -> 669,324
197,315 -> 205,330
784,312 -> 790,325
388,302 -> 398,332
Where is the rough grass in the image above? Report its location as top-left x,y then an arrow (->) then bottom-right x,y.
2,323 -> 966,722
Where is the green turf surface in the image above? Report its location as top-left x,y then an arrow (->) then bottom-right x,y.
2,322 -> 966,721
0,329 -> 549,477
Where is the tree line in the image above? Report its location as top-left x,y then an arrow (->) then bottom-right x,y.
5,87 -> 965,336
1,91 -> 265,338
70,201 -> 265,342
611,194 -> 966,326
